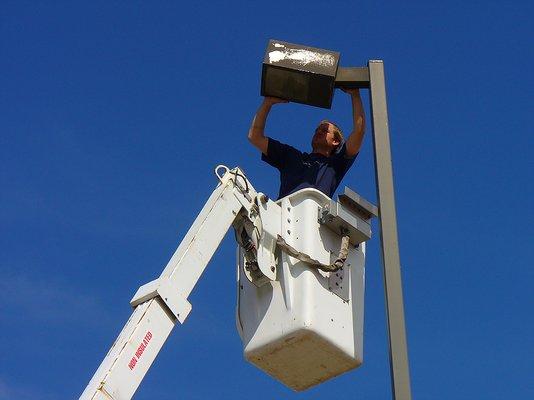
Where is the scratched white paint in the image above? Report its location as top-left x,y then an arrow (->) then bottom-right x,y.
269,43 -> 335,67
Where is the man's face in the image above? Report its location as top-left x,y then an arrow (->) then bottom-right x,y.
312,122 -> 340,153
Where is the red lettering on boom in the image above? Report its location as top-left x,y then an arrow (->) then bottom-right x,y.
127,330 -> 154,371
128,357 -> 137,370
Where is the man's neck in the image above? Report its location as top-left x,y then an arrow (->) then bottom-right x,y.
311,147 -> 330,157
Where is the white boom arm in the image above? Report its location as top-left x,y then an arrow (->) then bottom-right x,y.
80,166 -> 277,399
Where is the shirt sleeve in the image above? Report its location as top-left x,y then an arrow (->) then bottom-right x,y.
332,143 -> 357,175
261,137 -> 301,171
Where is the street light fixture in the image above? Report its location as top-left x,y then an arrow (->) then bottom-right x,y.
261,39 -> 340,109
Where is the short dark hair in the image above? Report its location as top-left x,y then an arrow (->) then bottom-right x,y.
319,119 -> 344,142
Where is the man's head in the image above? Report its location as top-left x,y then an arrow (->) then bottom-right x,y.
311,120 -> 344,156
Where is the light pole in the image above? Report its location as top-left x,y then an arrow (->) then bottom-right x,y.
367,60 -> 412,400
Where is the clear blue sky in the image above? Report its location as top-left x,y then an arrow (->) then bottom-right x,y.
1,1 -> 533,399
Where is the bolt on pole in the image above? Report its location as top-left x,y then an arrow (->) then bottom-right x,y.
368,60 -> 412,400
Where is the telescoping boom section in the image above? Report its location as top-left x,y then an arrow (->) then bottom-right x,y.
80,166 -> 268,399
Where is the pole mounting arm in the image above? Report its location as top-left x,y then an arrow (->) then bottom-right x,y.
334,67 -> 370,89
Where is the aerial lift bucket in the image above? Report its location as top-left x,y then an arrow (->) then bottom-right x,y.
236,187 -> 377,391
80,167 -> 378,399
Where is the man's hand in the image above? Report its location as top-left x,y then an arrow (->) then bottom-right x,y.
263,96 -> 289,106
341,87 -> 360,97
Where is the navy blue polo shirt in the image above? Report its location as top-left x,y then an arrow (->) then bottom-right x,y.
261,137 -> 357,199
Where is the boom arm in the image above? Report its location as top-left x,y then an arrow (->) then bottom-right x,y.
80,166 -> 269,399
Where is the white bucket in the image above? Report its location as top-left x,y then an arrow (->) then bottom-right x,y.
236,188 -> 368,391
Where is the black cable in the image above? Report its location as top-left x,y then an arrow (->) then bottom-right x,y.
232,170 -> 249,193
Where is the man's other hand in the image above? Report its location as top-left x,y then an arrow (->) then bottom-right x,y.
341,88 -> 360,97
263,96 -> 289,105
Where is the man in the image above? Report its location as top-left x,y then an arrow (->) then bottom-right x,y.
248,88 -> 365,199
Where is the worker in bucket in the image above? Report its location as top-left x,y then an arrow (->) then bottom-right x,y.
248,88 -> 365,200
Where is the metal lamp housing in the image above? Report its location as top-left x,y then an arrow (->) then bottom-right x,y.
261,40 -> 340,109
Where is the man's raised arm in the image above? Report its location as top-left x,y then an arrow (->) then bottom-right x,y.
248,97 -> 288,155
342,88 -> 366,158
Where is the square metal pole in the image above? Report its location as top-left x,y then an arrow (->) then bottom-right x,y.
368,60 -> 412,400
